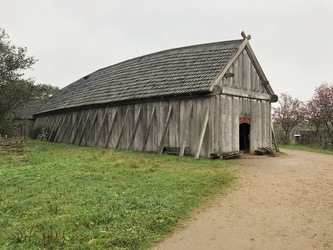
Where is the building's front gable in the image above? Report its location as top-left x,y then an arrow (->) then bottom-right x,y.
205,40 -> 276,153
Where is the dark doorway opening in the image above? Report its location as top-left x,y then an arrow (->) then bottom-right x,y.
239,123 -> 250,152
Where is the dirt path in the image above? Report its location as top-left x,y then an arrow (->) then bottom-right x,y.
152,149 -> 333,250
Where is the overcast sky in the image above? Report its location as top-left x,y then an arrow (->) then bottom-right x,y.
1,0 -> 332,101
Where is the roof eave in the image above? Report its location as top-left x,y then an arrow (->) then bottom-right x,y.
34,90 -> 212,117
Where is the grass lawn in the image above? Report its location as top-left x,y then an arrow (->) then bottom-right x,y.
280,143 -> 333,156
0,140 -> 235,249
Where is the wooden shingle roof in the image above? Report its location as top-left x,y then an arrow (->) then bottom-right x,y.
41,39 -> 244,113
16,100 -> 47,119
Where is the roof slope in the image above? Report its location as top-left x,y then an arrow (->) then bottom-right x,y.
41,39 -> 243,113
16,100 -> 47,119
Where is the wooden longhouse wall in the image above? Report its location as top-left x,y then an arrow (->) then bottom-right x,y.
32,33 -> 277,158
33,98 -> 271,157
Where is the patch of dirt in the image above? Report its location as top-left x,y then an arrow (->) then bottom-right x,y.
152,149 -> 333,250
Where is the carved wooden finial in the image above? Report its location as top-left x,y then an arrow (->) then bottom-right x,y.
241,31 -> 251,40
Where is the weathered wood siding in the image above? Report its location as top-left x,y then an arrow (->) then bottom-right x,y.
33,94 -> 271,157
32,47 -> 273,157
222,49 -> 266,93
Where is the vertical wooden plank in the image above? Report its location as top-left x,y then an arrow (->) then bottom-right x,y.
168,100 -> 178,147
113,107 -> 122,148
135,103 -> 146,151
179,100 -> 186,149
269,102 -> 273,147
78,111 -> 91,146
226,96 -> 233,152
219,95 -> 225,152
242,50 -> 248,91
209,97 -> 215,154
116,107 -> 130,149
157,101 -> 165,149
214,95 -> 221,151
142,107 -> 156,152
179,104 -> 192,156
52,114 -> 66,142
246,51 -> 252,91
105,109 -> 118,148
184,100 -> 193,153
158,105 -> 173,153
47,115 -> 58,141
95,110 -> 108,146
250,99 -> 259,152
232,97 -> 240,151
195,106 -> 210,159
85,111 -> 99,146
238,53 -> 243,89
45,116 -> 55,140
202,98 -> 211,156
195,98 -> 202,152
251,64 -> 256,92
152,102 -> 158,152
127,106 -> 142,150
53,114 -> 67,142
72,111 -> 85,144
233,58 -> 239,89
221,67 -> 230,88
67,112 -> 79,144
258,100 -> 262,147
58,113 -> 72,143
42,116 -> 52,135
263,101 -> 269,146
125,105 -> 134,149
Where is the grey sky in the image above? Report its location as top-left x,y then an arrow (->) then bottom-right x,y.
1,0 -> 332,101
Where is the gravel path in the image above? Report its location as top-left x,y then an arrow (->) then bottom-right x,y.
152,149 -> 333,250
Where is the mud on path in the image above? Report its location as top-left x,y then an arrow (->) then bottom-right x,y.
153,149 -> 333,250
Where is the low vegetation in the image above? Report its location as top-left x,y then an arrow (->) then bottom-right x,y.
0,140 -> 234,249
280,143 -> 333,156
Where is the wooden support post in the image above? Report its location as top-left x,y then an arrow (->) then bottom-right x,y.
116,107 -> 130,149
179,104 -> 193,156
72,112 -> 85,144
127,107 -> 142,150
95,110 -> 107,147
195,107 -> 210,159
271,122 -> 279,152
158,105 -> 173,154
105,109 -> 118,148
85,111 -> 99,146
142,107 -> 156,152
78,111 -> 91,146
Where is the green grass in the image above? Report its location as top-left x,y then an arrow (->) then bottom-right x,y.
0,140 -> 235,249
280,143 -> 333,156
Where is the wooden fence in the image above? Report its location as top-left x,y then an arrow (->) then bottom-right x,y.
298,136 -> 333,149
0,136 -> 26,155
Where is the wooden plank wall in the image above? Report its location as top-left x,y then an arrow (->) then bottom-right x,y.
31,48 -> 273,157
32,95 -> 272,157
221,50 -> 266,94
